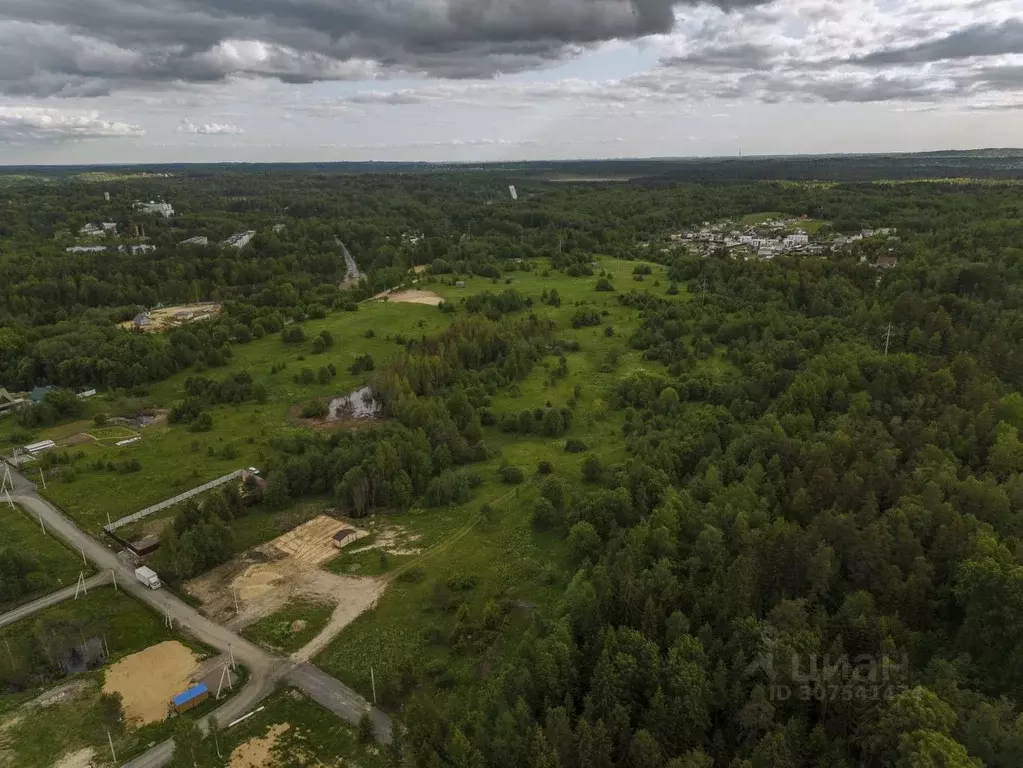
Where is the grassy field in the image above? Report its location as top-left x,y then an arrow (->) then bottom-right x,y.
170,686 -> 390,768
0,255 -> 701,759
242,599 -> 334,655
0,587 -> 174,693
316,257 -> 685,707
327,535 -> 416,577
0,505 -> 88,612
17,300 -> 446,532
0,586 -> 231,767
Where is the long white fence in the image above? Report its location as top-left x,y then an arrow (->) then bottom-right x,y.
104,469 -> 244,532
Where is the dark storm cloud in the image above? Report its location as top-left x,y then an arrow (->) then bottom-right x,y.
0,0 -> 768,95
854,19 -> 1023,66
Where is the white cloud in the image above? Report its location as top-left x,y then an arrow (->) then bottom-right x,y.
178,118 -> 244,135
0,106 -> 143,142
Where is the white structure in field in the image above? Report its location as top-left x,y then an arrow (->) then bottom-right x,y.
223,231 -> 256,249
134,200 -> 174,217
182,235 -> 209,246
509,185 -> 518,200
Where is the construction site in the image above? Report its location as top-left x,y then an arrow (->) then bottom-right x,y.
185,514 -> 389,660
118,302 -> 221,333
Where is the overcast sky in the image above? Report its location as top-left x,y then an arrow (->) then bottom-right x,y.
1,0 -> 1022,164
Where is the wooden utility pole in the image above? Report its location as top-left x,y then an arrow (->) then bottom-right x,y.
106,729 -> 117,763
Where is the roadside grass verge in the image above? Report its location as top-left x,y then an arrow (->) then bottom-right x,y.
0,504 -> 89,612
241,599 -> 334,655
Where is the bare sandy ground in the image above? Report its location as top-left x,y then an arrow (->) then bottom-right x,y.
186,516 -> 385,655
53,747 -> 98,768
103,641 -> 199,725
229,723 -> 291,768
373,289 -> 443,306
272,515 -> 368,565
118,302 -> 221,333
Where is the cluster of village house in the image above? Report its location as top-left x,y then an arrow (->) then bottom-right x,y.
666,216 -> 898,264
69,198 -> 261,254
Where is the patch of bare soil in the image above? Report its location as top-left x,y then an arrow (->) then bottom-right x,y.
30,679 -> 93,710
118,302 -> 221,333
373,289 -> 443,306
185,517 -> 386,652
348,525 -> 423,557
53,747 -> 99,768
102,641 -> 199,725
229,723 -> 291,768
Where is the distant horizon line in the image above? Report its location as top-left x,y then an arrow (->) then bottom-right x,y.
2,146 -> 1022,170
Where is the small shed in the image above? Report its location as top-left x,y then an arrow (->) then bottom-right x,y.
875,255 -> 899,269
332,528 -> 358,548
455,280 -> 466,288
133,313 -> 151,328
171,683 -> 209,714
29,385 -> 54,403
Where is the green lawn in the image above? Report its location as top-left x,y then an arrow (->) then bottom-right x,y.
242,599 -> 334,655
0,505 -> 88,612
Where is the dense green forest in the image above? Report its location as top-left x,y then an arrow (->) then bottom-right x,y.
5,162 -> 1023,766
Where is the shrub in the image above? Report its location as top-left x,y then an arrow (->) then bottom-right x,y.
281,326 -> 306,344
350,354 -> 375,375
188,412 -> 213,432
536,460 -> 553,475
571,309 -> 601,328
301,400 -> 328,418
567,521 -> 601,564
595,277 -> 615,292
499,465 -> 524,484
532,497 -> 560,529
399,566 -> 426,583
582,455 -> 605,483
565,438 -> 589,453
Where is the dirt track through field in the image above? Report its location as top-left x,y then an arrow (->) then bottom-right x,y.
102,641 -> 199,725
